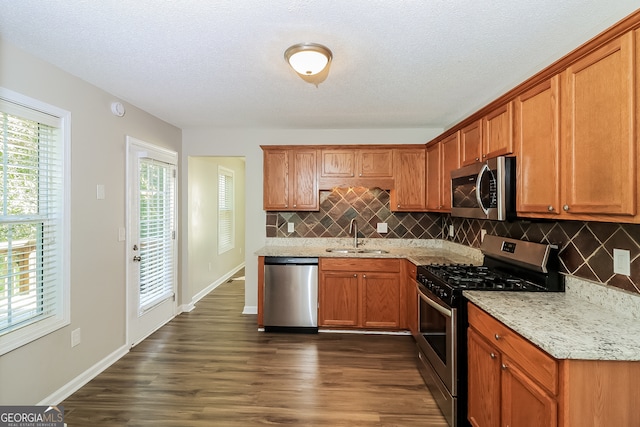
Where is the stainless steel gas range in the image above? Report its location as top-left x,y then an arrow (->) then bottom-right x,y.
414,235 -> 564,427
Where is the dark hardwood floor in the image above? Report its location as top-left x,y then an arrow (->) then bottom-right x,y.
62,273 -> 447,426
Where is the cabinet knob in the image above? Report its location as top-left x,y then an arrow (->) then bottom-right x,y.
494,333 -> 501,340
359,173 -> 362,177
353,274 -> 357,277
475,157 -> 480,161
482,154 -> 487,158
547,205 -> 554,212
397,204 -> 400,208
490,352 -> 496,359
285,204 -> 288,208
501,363 -> 508,371
563,204 -> 569,211
363,274 -> 367,278
293,204 -> 296,207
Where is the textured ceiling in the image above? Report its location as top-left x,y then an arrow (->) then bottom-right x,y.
0,1 -> 638,130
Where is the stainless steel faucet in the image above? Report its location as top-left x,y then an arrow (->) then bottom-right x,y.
349,218 -> 359,248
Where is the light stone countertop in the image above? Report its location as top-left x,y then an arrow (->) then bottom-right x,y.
465,277 -> 640,361
255,238 -> 483,266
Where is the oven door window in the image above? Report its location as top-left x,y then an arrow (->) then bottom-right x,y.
420,298 -> 449,364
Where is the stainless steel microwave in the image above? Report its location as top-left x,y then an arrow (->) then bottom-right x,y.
450,156 -> 516,221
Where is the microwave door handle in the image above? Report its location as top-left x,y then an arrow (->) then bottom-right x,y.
417,285 -> 452,317
476,164 -> 490,215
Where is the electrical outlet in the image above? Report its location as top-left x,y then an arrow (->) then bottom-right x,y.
613,249 -> 631,276
448,225 -> 454,237
287,222 -> 295,233
481,229 -> 487,242
71,328 -> 81,347
377,223 -> 388,233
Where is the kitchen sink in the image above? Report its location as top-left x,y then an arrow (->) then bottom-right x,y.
325,248 -> 389,254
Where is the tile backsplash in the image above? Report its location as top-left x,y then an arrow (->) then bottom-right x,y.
266,187 -> 640,295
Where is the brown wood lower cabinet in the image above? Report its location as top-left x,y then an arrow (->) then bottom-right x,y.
468,303 -> 640,427
319,258 -> 404,329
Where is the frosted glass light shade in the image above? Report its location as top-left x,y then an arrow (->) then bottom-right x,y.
285,43 -> 332,76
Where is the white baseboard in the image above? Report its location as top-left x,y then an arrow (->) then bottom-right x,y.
190,262 -> 245,308
40,344 -> 129,405
242,305 -> 257,315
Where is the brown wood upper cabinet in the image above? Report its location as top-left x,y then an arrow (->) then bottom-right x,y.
320,148 -> 393,179
262,146 -> 318,211
517,31 -> 637,222
426,132 -> 461,212
391,147 -> 426,211
483,101 -> 514,160
461,103 -> 514,167
515,76 -> 562,217
560,31 -> 636,219
318,148 -> 394,190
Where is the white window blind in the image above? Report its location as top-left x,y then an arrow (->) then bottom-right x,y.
138,158 -> 175,313
218,166 -> 234,254
0,91 -> 69,355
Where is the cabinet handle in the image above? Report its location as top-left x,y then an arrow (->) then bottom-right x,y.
547,205 -> 554,212
563,204 -> 569,211
494,333 -> 501,340
501,363 -> 508,371
490,352 -> 496,359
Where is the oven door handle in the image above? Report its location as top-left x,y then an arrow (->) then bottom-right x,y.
417,285 -> 452,318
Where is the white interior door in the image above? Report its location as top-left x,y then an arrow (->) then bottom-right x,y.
127,137 -> 178,347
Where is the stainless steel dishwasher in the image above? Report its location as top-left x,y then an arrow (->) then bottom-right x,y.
263,257 -> 318,333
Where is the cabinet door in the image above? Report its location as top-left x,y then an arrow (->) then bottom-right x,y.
468,329 -> 501,427
359,149 -> 393,178
392,148 -> 426,211
362,272 -> 400,328
562,31 -> 636,216
515,77 -> 561,216
319,272 -> 359,327
501,357 -> 557,427
482,102 -> 514,160
263,149 -> 289,210
441,132 -> 460,211
320,149 -> 355,177
290,149 -> 318,210
461,119 -> 483,166
425,142 -> 442,210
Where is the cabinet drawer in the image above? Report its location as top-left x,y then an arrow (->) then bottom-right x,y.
468,303 -> 558,395
320,258 -> 400,273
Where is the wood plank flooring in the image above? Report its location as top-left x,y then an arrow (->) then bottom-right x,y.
62,273 -> 448,426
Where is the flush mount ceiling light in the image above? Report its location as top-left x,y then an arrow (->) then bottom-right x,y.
284,43 -> 332,84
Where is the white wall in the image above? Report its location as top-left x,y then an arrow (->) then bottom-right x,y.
187,157 -> 246,302
0,39 -> 182,404
181,128 -> 443,313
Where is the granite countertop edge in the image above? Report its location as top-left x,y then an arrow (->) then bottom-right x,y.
464,289 -> 640,361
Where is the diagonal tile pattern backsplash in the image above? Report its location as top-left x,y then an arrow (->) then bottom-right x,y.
266,187 -> 640,295
266,187 -> 442,239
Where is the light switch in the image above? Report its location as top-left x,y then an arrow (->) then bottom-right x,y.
377,223 -> 388,233
287,222 -> 295,233
96,184 -> 105,200
448,225 -> 454,237
613,249 -> 631,276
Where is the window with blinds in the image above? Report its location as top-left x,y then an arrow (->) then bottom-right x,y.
218,166 -> 234,254
0,90 -> 69,355
138,158 -> 175,313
